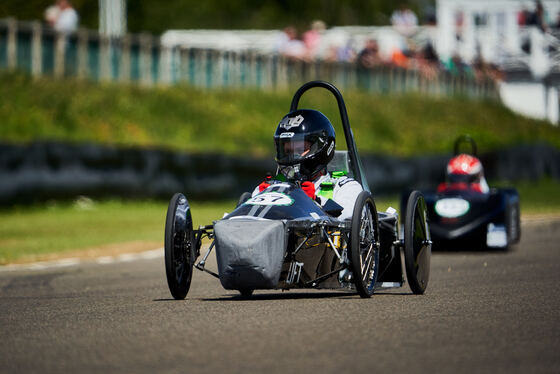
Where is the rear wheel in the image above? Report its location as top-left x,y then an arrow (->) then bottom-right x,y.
404,191 -> 431,295
164,193 -> 195,300
349,191 -> 380,298
506,195 -> 521,244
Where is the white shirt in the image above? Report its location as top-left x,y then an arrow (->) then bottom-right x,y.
313,174 -> 363,220
55,8 -> 79,33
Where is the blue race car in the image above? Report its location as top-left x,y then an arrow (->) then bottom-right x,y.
407,136 -> 520,250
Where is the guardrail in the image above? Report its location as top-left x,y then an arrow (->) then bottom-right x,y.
0,18 -> 498,99
1,141 -> 558,205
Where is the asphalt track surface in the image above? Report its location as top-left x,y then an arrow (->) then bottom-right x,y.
1,219 -> 559,374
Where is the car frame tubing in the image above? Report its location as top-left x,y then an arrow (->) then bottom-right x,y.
289,80 -> 370,192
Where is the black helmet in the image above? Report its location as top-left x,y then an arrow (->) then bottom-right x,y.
274,109 -> 336,180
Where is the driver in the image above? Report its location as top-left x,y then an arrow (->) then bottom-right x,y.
253,109 -> 363,219
437,153 -> 489,193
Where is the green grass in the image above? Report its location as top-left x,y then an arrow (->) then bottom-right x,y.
2,180 -> 558,264
2,72 -> 559,157
0,199 -> 232,264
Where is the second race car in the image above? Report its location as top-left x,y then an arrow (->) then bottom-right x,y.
403,135 -> 521,250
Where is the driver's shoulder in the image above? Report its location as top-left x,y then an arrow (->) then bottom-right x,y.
331,174 -> 360,188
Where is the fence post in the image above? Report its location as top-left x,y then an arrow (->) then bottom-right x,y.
221,50 -> 230,87
188,48 -> 196,85
263,54 -> 273,89
139,33 -> 153,86
232,50 -> 240,88
99,34 -> 110,81
178,47 -> 187,84
31,21 -> 42,77
54,32 -> 66,77
277,56 -> 288,91
159,45 -> 172,85
193,48 -> 203,87
6,18 -> 17,70
216,49 -> 225,88
119,34 -> 130,83
76,28 -> 88,79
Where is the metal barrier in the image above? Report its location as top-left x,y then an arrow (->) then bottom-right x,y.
0,18 -> 498,99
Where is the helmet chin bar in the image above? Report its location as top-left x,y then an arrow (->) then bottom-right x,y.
278,164 -> 302,182
278,163 -> 326,183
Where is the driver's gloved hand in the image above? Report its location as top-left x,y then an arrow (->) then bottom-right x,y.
301,181 -> 316,200
259,172 -> 273,192
259,181 -> 270,192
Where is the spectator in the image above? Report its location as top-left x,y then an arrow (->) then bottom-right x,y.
44,2 -> 61,27
445,52 -> 470,76
526,0 -> 547,32
303,20 -> 326,59
391,5 -> 418,36
336,38 -> 357,63
414,42 -> 440,79
54,0 -> 79,33
455,10 -> 464,41
518,7 -> 531,26
326,38 -> 356,63
390,48 -> 409,69
277,26 -> 307,60
357,39 -> 384,68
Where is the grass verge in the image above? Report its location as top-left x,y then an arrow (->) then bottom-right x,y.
0,199 -> 230,264
1,72 -> 559,157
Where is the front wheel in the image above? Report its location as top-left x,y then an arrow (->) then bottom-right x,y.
404,190 -> 431,295
164,193 -> 195,300
239,289 -> 253,297
349,191 -> 380,298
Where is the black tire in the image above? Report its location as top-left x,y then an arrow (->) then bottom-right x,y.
239,289 -> 254,297
404,191 -> 431,295
506,197 -> 521,244
236,192 -> 252,208
349,191 -> 380,298
164,193 -> 195,300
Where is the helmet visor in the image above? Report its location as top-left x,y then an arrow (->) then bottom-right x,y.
448,173 -> 478,184
275,133 -> 325,165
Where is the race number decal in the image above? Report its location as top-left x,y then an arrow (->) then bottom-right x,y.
435,198 -> 470,218
246,192 -> 294,206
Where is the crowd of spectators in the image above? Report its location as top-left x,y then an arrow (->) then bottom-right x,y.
276,7 -> 502,83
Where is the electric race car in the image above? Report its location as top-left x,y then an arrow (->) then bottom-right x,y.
164,81 -> 432,299
407,135 -> 521,250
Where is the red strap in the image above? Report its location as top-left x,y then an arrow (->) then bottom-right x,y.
301,181 -> 316,199
258,182 -> 270,192
438,182 -> 483,193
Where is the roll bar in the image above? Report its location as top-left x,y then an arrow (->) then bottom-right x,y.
289,81 -> 370,192
453,135 -> 478,156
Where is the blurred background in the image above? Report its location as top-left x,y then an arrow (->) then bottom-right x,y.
1,0 -> 559,262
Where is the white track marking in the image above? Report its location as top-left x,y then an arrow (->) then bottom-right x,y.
0,248 -> 164,272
